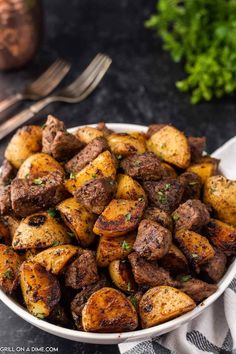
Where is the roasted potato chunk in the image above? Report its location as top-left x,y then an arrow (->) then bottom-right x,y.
107,132 -> 146,156
17,152 -> 64,179
57,198 -> 96,247
139,286 -> 196,328
20,261 -> 61,318
12,212 -> 70,250
93,199 -> 145,237
187,156 -> 219,184
65,150 -> 117,193
109,260 -> 136,293
96,232 -> 136,267
147,125 -> 190,169
33,245 -> 79,274
116,174 -> 147,202
82,287 -> 138,332
5,126 -> 42,169
0,244 -> 22,293
203,219 -> 236,256
76,126 -> 104,144
204,175 -> 236,226
3,215 -> 20,240
175,229 -> 215,271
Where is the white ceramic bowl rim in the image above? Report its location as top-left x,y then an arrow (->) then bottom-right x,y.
0,123 -> 235,344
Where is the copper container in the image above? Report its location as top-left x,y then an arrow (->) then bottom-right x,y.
0,0 -> 43,71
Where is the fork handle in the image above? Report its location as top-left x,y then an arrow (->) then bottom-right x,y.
0,93 -> 24,114
0,97 -> 53,140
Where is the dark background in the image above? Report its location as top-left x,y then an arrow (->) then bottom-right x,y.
0,0 -> 235,353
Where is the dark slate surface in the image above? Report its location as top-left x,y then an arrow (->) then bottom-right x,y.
0,0 -> 236,353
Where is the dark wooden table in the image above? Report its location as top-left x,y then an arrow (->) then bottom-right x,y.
0,0 -> 235,353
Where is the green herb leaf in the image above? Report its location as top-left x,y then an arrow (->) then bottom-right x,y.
191,253 -> 199,258
47,208 -> 57,218
172,213 -> 179,221
4,269 -> 14,280
92,174 -> 97,179
67,231 -> 75,238
33,178 -> 44,185
138,197 -> 145,202
130,295 -> 138,308
125,213 -> 132,221
116,155 -> 123,160
189,181 -> 198,186
70,172 -> 76,179
157,190 -> 167,204
51,240 -> 60,247
127,281 -> 131,292
36,313 -> 45,320
181,274 -> 192,282
121,240 -> 130,251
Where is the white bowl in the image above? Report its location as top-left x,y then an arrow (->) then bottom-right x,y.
0,123 -> 236,345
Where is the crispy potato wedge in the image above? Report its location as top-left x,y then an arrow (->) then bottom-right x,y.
109,260 -> 136,293
116,174 -> 147,202
3,215 -> 20,240
65,150 -> 117,193
5,126 -> 42,169
139,286 -> 196,328
12,212 -> 70,250
93,199 -> 145,237
107,132 -> 146,157
20,261 -> 61,318
25,249 -> 39,261
203,219 -> 236,255
82,287 -> 138,332
17,153 -> 64,179
0,220 -> 10,245
159,244 -> 189,275
57,198 -> 96,247
187,156 -> 219,184
96,232 -> 136,267
147,125 -> 190,169
33,245 -> 79,274
0,244 -> 22,293
204,175 -> 236,226
175,229 -> 215,271
76,126 -> 104,144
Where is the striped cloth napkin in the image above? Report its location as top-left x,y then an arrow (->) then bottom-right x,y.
119,137 -> 236,354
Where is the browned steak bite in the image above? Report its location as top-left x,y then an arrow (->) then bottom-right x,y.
173,199 -> 210,231
10,171 -> 68,217
179,277 -> 217,303
0,160 -> 17,186
146,124 -> 166,138
74,177 -> 116,214
143,206 -> 173,230
96,122 -> 114,137
42,115 -> 82,161
0,186 -> 11,215
178,171 -> 202,202
188,136 -> 206,162
65,137 -> 109,174
200,249 -> 227,283
71,274 -> 109,329
128,252 -> 178,288
65,250 -> 99,289
143,179 -> 184,214
120,152 -> 163,181
133,219 -> 172,261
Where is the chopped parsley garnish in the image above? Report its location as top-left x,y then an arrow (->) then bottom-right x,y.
134,160 -> 141,166
116,155 -> 123,160
125,213 -> 132,221
33,178 -> 44,185
47,208 -> 57,218
130,295 -> 138,308
165,183 -> 171,190
92,174 -> 97,179
189,181 -> 198,186
138,197 -> 145,202
3,269 -> 14,280
172,213 -> 179,221
181,275 -> 192,282
36,313 -> 45,320
121,240 -> 130,251
67,231 -> 75,238
127,282 -> 131,292
51,240 -> 60,247
70,172 -> 76,179
157,190 -> 167,204
191,253 -> 199,258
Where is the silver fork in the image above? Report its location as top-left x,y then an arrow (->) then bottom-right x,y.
0,59 -> 71,113
0,53 -> 112,140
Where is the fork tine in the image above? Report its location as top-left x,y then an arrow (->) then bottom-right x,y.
29,59 -> 67,88
62,53 -> 106,93
63,55 -> 111,96
29,59 -> 70,95
67,56 -> 112,102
